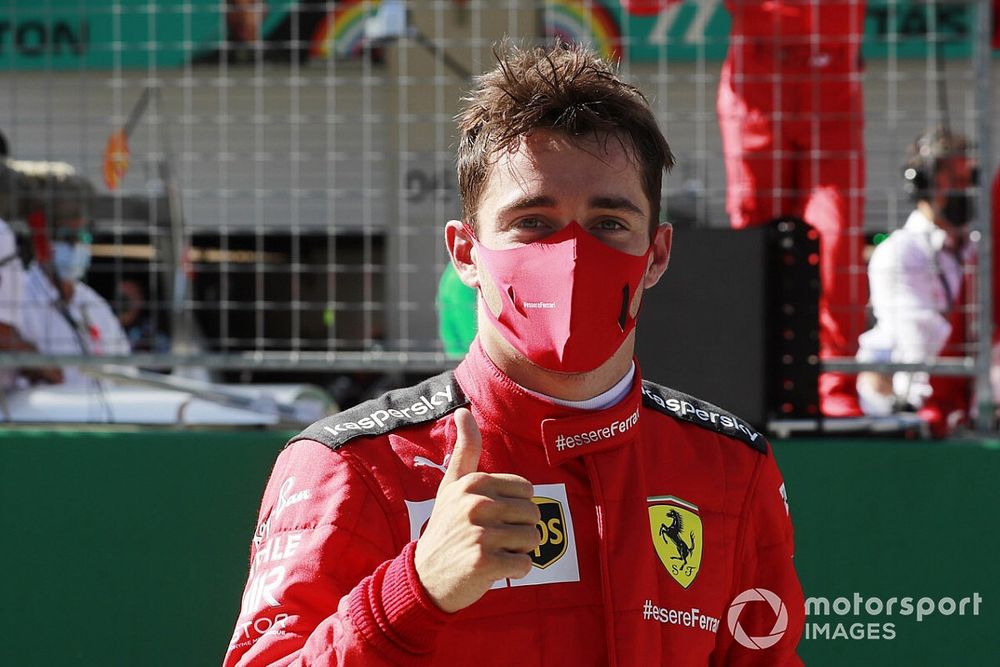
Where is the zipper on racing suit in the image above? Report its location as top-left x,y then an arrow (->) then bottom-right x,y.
585,456 -> 618,667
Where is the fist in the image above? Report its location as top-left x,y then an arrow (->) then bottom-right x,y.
414,408 -> 541,613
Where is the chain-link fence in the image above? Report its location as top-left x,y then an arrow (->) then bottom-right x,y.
0,0 -> 995,428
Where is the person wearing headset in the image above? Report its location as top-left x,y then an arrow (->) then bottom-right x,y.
856,127 -> 977,435
18,173 -> 130,388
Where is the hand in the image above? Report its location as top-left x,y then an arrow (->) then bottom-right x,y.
414,408 -> 541,613
24,366 -> 64,385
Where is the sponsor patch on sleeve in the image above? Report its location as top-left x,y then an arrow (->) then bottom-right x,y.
288,371 -> 468,450
640,381 -> 767,453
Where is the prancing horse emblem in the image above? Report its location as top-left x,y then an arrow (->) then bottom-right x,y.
648,496 -> 703,589
660,509 -> 696,570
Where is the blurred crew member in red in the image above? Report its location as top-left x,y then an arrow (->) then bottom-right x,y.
718,1 -> 868,416
224,43 -> 804,666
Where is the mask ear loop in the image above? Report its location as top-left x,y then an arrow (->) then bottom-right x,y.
464,223 -> 506,318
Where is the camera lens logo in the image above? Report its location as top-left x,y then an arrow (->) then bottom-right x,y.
727,588 -> 788,650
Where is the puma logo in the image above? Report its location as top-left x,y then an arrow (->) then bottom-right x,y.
413,454 -> 449,475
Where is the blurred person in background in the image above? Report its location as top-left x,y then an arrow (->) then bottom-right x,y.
0,135 -> 63,387
17,168 -> 130,387
114,277 -> 170,353
990,162 -> 1000,417
718,0 -> 868,417
856,127 -> 976,436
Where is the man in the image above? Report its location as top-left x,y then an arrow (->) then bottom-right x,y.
18,170 -> 130,387
224,43 -> 804,665
0,148 -> 63,387
856,127 -> 976,434
718,1 -> 868,416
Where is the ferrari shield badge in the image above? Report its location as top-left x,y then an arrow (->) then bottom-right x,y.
648,495 -> 703,589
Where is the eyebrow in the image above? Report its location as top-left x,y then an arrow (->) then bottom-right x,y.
497,194 -> 645,217
496,195 -> 558,217
589,196 -> 645,216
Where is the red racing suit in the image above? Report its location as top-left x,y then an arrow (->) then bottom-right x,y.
719,1 -> 868,414
223,341 -> 805,665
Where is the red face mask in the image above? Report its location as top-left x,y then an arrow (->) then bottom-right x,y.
470,221 -> 651,373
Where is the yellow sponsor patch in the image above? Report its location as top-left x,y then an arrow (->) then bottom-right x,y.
531,496 -> 568,569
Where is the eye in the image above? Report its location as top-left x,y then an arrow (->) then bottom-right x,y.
594,218 -> 627,231
514,216 -> 546,230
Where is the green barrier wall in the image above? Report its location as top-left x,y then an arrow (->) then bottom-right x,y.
1,430 -> 997,665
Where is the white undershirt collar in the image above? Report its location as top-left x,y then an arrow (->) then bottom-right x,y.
519,361 -> 636,411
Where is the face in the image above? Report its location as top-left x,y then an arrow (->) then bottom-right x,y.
49,216 -> 92,284
473,130 -> 657,256
933,155 -> 975,196
446,129 -> 671,382
930,154 -> 977,245
227,0 -> 265,43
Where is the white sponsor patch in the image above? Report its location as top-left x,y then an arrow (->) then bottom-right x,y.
254,477 -> 312,548
323,385 -> 454,436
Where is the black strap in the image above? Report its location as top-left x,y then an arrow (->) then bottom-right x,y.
52,299 -> 92,355
932,246 -> 961,315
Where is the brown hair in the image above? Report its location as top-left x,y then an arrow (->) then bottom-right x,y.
903,126 -> 972,202
456,42 -> 674,235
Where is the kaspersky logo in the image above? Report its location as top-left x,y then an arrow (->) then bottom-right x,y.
727,588 -> 789,649
323,384 -> 454,435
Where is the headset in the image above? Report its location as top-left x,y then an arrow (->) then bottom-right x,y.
901,126 -> 976,204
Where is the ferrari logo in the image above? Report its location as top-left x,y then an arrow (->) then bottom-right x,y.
648,495 -> 703,589
531,496 -> 567,569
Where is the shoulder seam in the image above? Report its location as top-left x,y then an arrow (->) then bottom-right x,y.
288,371 -> 467,451
640,380 -> 768,454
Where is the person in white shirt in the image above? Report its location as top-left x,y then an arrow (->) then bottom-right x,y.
0,150 -> 63,387
0,216 -> 30,388
18,175 -> 130,388
856,127 -> 976,420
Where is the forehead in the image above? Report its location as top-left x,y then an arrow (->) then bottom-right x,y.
497,129 -> 636,169
483,130 -> 642,197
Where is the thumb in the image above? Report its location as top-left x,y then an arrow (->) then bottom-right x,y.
442,407 -> 482,485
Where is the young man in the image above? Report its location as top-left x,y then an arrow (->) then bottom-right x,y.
856,127 -> 976,433
224,44 -> 804,665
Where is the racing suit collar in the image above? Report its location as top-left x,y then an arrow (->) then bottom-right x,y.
454,339 -> 643,466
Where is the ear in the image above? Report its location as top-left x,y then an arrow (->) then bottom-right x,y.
445,220 -> 480,289
642,223 -> 672,289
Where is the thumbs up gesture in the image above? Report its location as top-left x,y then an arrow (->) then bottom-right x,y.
414,408 -> 542,613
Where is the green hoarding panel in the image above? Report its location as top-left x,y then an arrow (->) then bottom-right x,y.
1,430 -> 997,665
